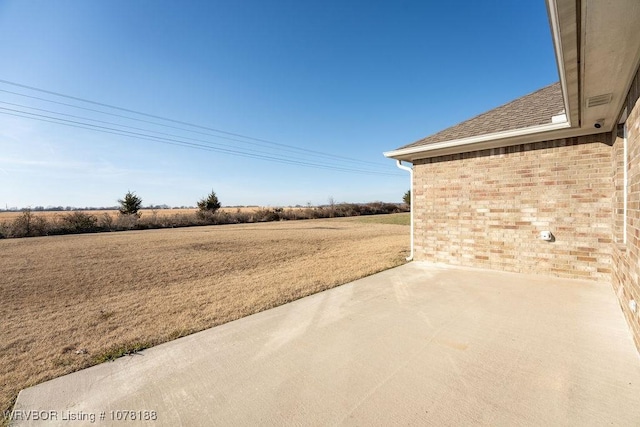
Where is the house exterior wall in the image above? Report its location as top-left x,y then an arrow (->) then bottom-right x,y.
612,66 -> 640,351
410,64 -> 640,352
412,135 -> 613,281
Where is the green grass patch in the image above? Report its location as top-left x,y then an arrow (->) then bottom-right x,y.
347,213 -> 410,225
93,341 -> 152,363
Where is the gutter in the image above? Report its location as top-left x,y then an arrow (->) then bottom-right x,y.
546,0 -> 574,127
395,160 -> 414,261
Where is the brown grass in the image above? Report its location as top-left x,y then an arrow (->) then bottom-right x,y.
0,215 -> 408,419
0,207 -> 268,223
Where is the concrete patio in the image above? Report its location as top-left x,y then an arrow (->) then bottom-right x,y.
11,262 -> 640,426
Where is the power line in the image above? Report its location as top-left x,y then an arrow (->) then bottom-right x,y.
0,79 -> 389,168
0,100 -> 356,165
0,99 -> 399,174
0,88 -> 387,168
0,108 -> 402,177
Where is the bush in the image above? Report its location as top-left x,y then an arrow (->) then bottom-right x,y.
59,212 -> 99,234
252,208 -> 282,222
114,213 -> 139,230
99,213 -> 114,230
1,202 -> 409,239
10,209 -> 48,237
195,209 -> 218,224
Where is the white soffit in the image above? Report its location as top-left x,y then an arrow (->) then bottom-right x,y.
580,0 -> 640,130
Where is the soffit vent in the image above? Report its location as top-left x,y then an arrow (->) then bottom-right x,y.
587,93 -> 613,107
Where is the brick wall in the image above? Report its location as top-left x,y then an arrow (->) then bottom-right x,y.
612,66 -> 640,352
412,135 -> 613,281
410,67 -> 640,352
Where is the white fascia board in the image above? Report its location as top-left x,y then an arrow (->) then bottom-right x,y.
384,121 -> 572,161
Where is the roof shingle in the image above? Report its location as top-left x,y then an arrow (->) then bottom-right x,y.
399,82 -> 564,150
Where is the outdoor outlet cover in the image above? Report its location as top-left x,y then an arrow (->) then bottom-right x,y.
540,231 -> 553,241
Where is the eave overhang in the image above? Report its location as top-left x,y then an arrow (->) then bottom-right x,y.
384,121 -> 600,162
386,0 -> 640,163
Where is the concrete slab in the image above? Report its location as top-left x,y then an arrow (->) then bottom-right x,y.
10,262 -> 640,426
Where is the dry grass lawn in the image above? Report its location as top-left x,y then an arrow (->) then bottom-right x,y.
0,215 -> 409,419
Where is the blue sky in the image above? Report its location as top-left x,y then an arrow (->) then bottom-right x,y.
0,0 -> 558,208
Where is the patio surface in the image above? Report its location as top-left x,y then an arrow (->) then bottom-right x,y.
11,262 -> 640,426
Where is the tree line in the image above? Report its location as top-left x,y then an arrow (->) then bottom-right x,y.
0,190 -> 407,239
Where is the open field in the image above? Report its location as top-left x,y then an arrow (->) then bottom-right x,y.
0,204 -> 407,239
0,207 -> 267,223
0,214 -> 409,420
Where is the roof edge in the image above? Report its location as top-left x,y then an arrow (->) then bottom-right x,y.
384,120 -> 573,161
385,1 -> 580,162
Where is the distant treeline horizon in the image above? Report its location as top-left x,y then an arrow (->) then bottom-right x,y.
1,204 -> 251,212
0,202 -> 408,239
0,201 -> 403,213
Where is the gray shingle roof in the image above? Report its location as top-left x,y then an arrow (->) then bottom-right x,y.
399,82 -> 564,150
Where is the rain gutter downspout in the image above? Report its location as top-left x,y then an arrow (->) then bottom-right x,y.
396,160 -> 414,261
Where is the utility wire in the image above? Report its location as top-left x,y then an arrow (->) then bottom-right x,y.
0,88 -> 387,168
0,99 -> 400,173
0,108 -> 402,177
0,100 -> 365,167
0,79 -> 389,168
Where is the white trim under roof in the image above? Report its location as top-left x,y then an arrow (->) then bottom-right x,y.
385,0 -> 640,162
384,120 -> 572,161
